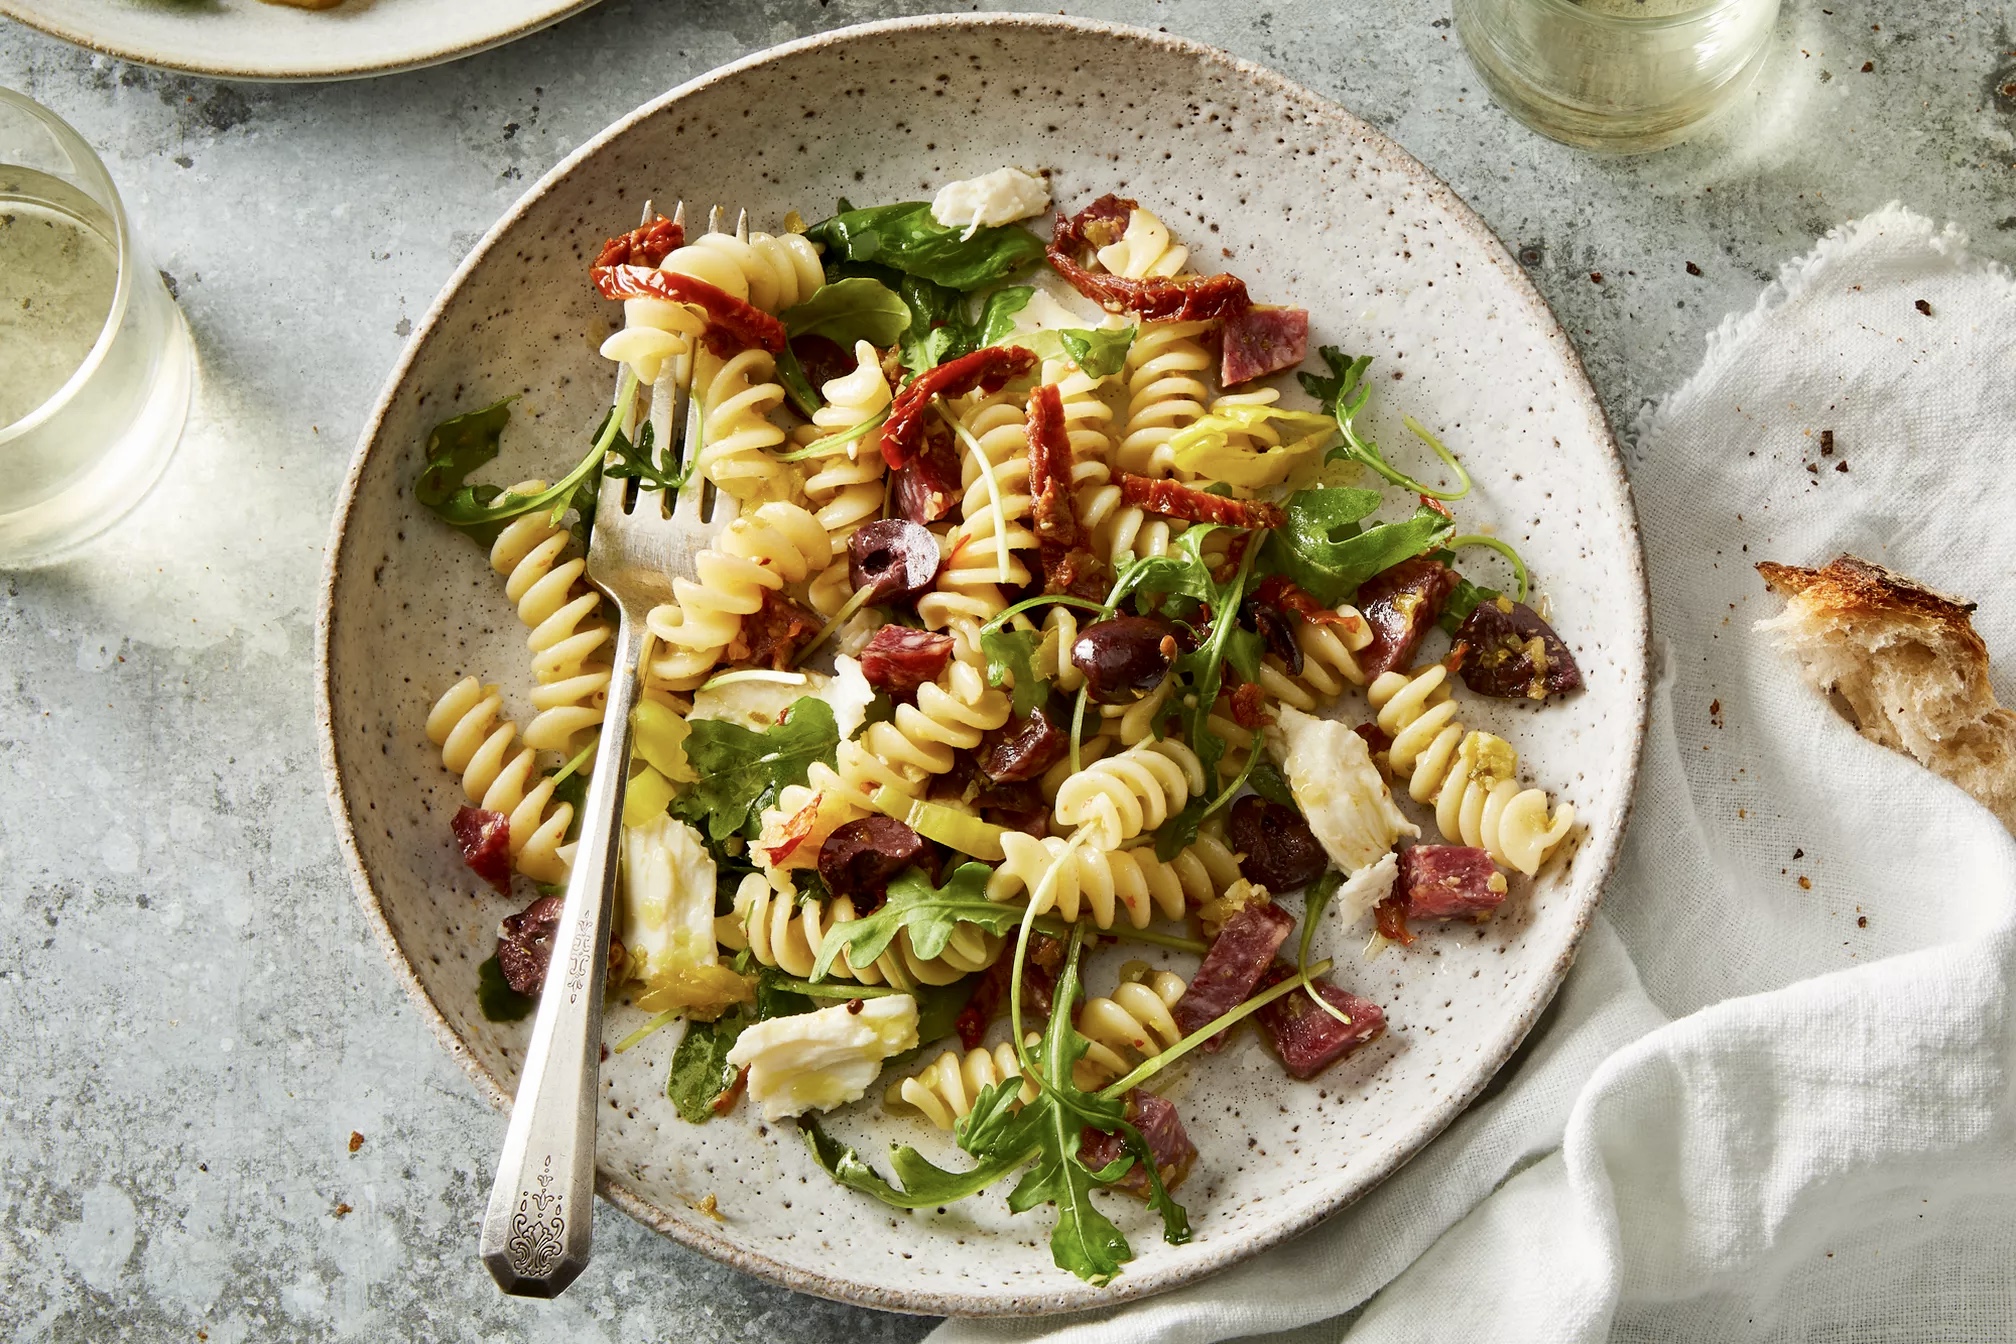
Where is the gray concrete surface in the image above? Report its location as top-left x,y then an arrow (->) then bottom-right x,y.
0,2 -> 2010,1340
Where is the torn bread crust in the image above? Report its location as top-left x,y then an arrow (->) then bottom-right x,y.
1756,554 -> 2015,834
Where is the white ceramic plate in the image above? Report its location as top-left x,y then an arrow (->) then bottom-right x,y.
0,0 -> 600,82
317,14 -> 1649,1316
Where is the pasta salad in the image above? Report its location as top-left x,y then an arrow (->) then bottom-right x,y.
414,170 -> 1585,1284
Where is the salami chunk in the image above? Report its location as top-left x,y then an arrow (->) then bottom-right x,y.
1221,305 -> 1311,386
1355,557 -> 1460,679
1078,1089 -> 1198,1196
451,806 -> 512,893
859,627 -> 955,700
1173,899 -> 1296,1049
1396,845 -> 1509,921
1254,961 -> 1386,1079
1454,596 -> 1584,700
496,894 -> 565,996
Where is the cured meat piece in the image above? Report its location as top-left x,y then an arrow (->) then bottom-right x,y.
879,345 -> 1037,470
1454,596 -> 1584,700
592,214 -> 685,269
1117,473 -> 1286,529
1396,844 -> 1509,921
1078,1089 -> 1198,1196
859,626 -> 955,700
451,806 -> 511,893
978,704 -> 1069,783
1047,195 -> 1251,322
1355,557 -> 1460,679
972,776 -> 1049,832
1220,305 -> 1311,386
590,264 -> 786,356
726,589 -> 818,669
1254,961 -> 1386,1079
496,894 -> 564,996
955,932 -> 1063,1048
1173,899 -> 1296,1049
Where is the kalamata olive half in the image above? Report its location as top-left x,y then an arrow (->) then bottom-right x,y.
1228,796 -> 1330,893
817,816 -> 926,911
978,704 -> 1069,783
1070,616 -> 1179,704
1240,597 -> 1303,675
848,519 -> 941,604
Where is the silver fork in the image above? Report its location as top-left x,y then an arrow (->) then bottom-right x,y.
478,202 -> 738,1299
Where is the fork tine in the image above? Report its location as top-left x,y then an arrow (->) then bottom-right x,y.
671,199 -> 684,228
707,204 -> 725,236
734,208 -> 749,243
672,389 -> 708,526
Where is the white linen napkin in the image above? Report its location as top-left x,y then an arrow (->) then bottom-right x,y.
930,204 -> 2016,1344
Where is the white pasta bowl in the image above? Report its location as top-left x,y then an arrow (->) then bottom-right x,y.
316,14 -> 1649,1317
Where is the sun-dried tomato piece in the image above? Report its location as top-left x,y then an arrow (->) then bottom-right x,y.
590,264 -> 787,356
762,796 -> 822,866
879,345 -> 1037,470
1228,680 -> 1270,731
1047,195 -> 1252,322
1252,575 -> 1361,628
1373,893 -> 1417,948
593,214 -> 686,270
1117,473 -> 1286,529
451,806 -> 512,893
859,626 -> 955,700
1024,383 -> 1110,598
727,589 -> 818,669
891,416 -> 964,525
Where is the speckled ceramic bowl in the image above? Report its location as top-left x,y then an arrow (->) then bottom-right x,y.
317,14 -> 1649,1316
0,0 -> 600,82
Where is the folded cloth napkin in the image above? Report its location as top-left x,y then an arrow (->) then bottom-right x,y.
931,204 -> 2016,1344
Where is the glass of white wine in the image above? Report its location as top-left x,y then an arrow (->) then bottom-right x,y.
1455,0 -> 1781,152
0,87 -> 194,568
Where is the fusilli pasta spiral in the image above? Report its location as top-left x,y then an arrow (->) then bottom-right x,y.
1073,966 -> 1188,1091
726,873 -> 1000,989
1257,606 -> 1375,711
986,832 -> 1191,929
1052,737 -> 1206,850
1367,665 -> 1576,875
488,485 -> 611,755
692,345 -> 793,503
1096,207 -> 1190,280
1115,320 -> 1213,479
599,225 -> 823,385
886,1041 -> 1036,1130
643,501 -> 831,689
917,389 -> 1035,637
795,339 -> 891,548
424,678 -> 573,883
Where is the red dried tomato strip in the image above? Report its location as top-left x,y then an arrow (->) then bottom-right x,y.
1253,574 -> 1363,628
879,345 -> 1037,470
1046,194 -> 1252,322
1374,894 -> 1417,947
1117,473 -> 1286,529
593,214 -> 686,270
762,795 -> 822,866
1025,383 -> 1110,597
1228,681 -> 1270,730
589,264 -> 787,355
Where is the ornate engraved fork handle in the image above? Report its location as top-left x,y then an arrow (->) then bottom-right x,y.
478,608 -> 644,1298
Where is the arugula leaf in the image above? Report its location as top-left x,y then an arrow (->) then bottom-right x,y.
417,390 -> 624,548
979,625 -> 1045,719
897,277 -> 1034,379
1247,759 -> 1296,808
775,341 -> 823,417
476,955 -> 534,1023
1112,523 -> 1225,607
1058,325 -> 1136,379
1261,488 -> 1452,607
600,418 -> 678,493
810,862 -> 1016,981
666,968 -> 812,1123
671,698 -> 840,843
781,277 -> 912,348
805,202 -> 1046,290
801,1117 -> 1033,1208
1301,347 -> 1471,501
975,287 -> 1035,347
416,397 -> 514,514
1152,800 -> 1207,863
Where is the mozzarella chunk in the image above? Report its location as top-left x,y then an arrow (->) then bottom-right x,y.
726,995 -> 920,1121
622,815 -> 749,1018
1332,851 -> 1399,927
930,167 -> 1050,239
689,655 -> 873,739
1269,706 -> 1418,873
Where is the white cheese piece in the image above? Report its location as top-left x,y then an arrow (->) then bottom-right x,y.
930,167 -> 1050,240
726,995 -> 921,1121
1332,851 -> 1399,927
1269,705 -> 1419,873
622,814 -> 717,983
688,656 -> 871,739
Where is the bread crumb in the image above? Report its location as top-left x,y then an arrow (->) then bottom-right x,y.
348,1132 -> 364,1153
333,1203 -> 353,1218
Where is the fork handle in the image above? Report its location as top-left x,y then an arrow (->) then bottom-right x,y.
478,605 -> 644,1298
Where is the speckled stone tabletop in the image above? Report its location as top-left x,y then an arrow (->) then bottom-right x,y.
0,3 -> 2009,1340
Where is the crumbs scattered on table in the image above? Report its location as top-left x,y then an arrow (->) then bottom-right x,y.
1589,272 -> 1604,284
348,1131 -> 364,1153
1797,875 -> 1812,890
333,1202 -> 353,1218
1915,298 -> 1932,316
1709,698 -> 1723,728
1858,915 -> 1868,928
1819,429 -> 1834,456
1685,261 -> 1702,276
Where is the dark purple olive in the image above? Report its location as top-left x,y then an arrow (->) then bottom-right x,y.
495,895 -> 564,995
1240,597 -> 1303,675
978,705 -> 1069,783
789,333 -> 851,393
1228,796 -> 1329,893
848,519 -> 941,604
818,816 -> 926,911
1453,597 -> 1584,701
1070,616 -> 1179,704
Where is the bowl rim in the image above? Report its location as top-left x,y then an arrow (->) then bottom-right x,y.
0,0 -> 604,82
315,10 -> 1651,1317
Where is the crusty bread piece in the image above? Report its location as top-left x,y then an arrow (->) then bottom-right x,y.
1757,554 -> 2015,833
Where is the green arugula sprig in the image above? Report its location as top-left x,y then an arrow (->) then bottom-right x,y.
1262,487 -> 1457,607
805,201 -> 1046,291
1300,348 -> 1471,501
810,862 -> 1018,981
897,277 -> 1034,380
670,697 -> 841,844
1058,325 -> 1136,378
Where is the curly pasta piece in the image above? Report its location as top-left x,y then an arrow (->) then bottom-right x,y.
1100,674 -> 1176,746
599,227 -> 822,384
644,502 -> 831,689
1096,207 -> 1190,280
1257,605 -> 1375,711
1169,828 -> 1242,906
1115,320 -> 1213,479
986,832 -> 1190,929
1367,665 -> 1576,875
488,484 -> 611,754
796,339 -> 891,548
424,678 -> 573,883
1052,737 -> 1206,850
1073,966 -> 1188,1091
692,345 -> 793,503
727,873 -> 999,989
917,389 -> 1035,636
886,1041 -> 1037,1130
